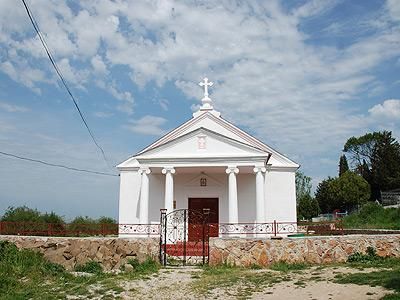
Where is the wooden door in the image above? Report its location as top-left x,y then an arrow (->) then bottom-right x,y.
188,198 -> 219,241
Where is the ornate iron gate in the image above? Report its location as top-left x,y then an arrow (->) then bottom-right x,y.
159,208 -> 210,266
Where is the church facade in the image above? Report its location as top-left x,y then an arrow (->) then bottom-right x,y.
117,78 -> 299,237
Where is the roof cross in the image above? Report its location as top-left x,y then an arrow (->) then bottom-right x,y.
199,77 -> 213,100
198,77 -> 214,111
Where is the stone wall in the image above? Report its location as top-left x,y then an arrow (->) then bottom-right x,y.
209,235 -> 400,266
0,236 -> 159,271
2,235 -> 400,270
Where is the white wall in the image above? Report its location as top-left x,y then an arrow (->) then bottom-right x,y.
119,169 -> 297,228
265,170 -> 297,223
118,170 -> 141,224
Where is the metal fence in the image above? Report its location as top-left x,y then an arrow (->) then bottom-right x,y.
0,220 -> 343,237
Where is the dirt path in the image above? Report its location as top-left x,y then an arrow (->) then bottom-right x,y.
115,266 -> 390,299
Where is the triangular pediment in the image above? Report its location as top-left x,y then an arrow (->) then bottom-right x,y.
133,111 -> 298,168
134,127 -> 270,159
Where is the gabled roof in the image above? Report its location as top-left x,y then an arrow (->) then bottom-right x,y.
130,110 -> 298,168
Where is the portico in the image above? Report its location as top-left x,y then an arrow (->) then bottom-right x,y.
117,78 -> 299,238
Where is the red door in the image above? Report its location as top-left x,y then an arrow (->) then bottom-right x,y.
188,198 -> 219,241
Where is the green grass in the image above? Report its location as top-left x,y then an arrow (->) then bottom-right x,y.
333,250 -> 400,299
0,241 -> 160,299
269,261 -> 310,272
343,202 -> 400,230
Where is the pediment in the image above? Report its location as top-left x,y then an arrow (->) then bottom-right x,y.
134,111 -> 298,168
134,127 -> 269,159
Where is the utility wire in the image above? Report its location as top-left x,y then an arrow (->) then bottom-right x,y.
21,0 -> 111,170
0,151 -> 118,177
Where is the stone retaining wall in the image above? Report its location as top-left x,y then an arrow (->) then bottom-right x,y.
0,236 -> 159,271
2,235 -> 400,270
209,235 -> 400,266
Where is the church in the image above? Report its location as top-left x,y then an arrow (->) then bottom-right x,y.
117,78 -> 299,238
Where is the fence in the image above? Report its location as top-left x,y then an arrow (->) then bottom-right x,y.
0,220 -> 343,237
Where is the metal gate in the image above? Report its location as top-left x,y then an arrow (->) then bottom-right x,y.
159,208 -> 210,266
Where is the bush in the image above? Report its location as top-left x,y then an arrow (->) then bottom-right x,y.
348,247 -> 380,263
74,261 -> 103,274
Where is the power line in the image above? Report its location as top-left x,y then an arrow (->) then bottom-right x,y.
21,0 -> 111,170
0,151 -> 118,177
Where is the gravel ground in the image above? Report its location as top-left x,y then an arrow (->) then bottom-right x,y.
112,266 -> 391,300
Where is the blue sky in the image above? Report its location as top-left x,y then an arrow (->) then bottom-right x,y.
0,0 -> 399,220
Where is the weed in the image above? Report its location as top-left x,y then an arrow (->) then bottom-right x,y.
74,261 -> 103,274
269,261 -> 310,272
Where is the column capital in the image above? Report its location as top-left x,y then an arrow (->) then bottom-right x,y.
253,166 -> 266,173
162,167 -> 176,174
225,166 -> 239,174
138,167 -> 151,175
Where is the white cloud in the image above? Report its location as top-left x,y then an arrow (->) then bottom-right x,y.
0,0 -> 399,170
0,101 -> 28,113
125,115 -> 167,136
369,99 -> 400,119
91,55 -> 108,75
387,0 -> 400,21
93,111 -> 113,118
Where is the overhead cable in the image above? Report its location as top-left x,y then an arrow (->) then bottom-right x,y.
21,0 -> 111,170
0,150 -> 118,177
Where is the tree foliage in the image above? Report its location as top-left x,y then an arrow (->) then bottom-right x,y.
343,131 -> 400,200
297,194 -> 320,220
329,171 -> 370,211
315,172 -> 370,213
339,154 -> 349,176
315,177 -> 335,213
295,171 -> 312,203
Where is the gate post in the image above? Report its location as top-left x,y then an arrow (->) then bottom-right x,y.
183,210 -> 187,266
159,209 -> 167,266
202,208 -> 210,265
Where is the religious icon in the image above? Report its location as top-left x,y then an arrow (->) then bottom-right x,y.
198,136 -> 206,149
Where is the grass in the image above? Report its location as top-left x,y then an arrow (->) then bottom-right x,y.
343,202 -> 400,230
333,248 -> 400,299
0,240 -> 160,299
191,263 -> 292,298
269,261 -> 310,272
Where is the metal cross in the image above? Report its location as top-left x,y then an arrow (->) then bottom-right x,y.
199,77 -> 213,98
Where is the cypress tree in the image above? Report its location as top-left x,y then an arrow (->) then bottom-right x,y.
339,154 -> 349,177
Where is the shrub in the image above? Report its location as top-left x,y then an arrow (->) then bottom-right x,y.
348,247 -> 380,263
74,261 -> 103,274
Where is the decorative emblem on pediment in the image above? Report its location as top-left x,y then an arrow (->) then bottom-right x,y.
197,135 -> 207,150
185,173 -> 222,187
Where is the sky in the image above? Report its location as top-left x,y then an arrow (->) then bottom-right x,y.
0,0 -> 399,220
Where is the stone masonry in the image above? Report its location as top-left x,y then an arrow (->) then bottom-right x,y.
209,235 -> 400,266
1,235 -> 400,270
0,235 -> 159,271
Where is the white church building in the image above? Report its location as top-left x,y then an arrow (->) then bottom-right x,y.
117,78 -> 299,237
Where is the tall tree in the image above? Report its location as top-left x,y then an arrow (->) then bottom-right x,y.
343,131 -> 400,200
315,177 -> 335,213
295,171 -> 312,204
329,171 -> 370,211
339,154 -> 349,176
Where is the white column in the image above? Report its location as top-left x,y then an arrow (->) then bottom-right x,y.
254,167 -> 266,223
226,166 -> 239,224
162,167 -> 175,214
139,168 -> 151,224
